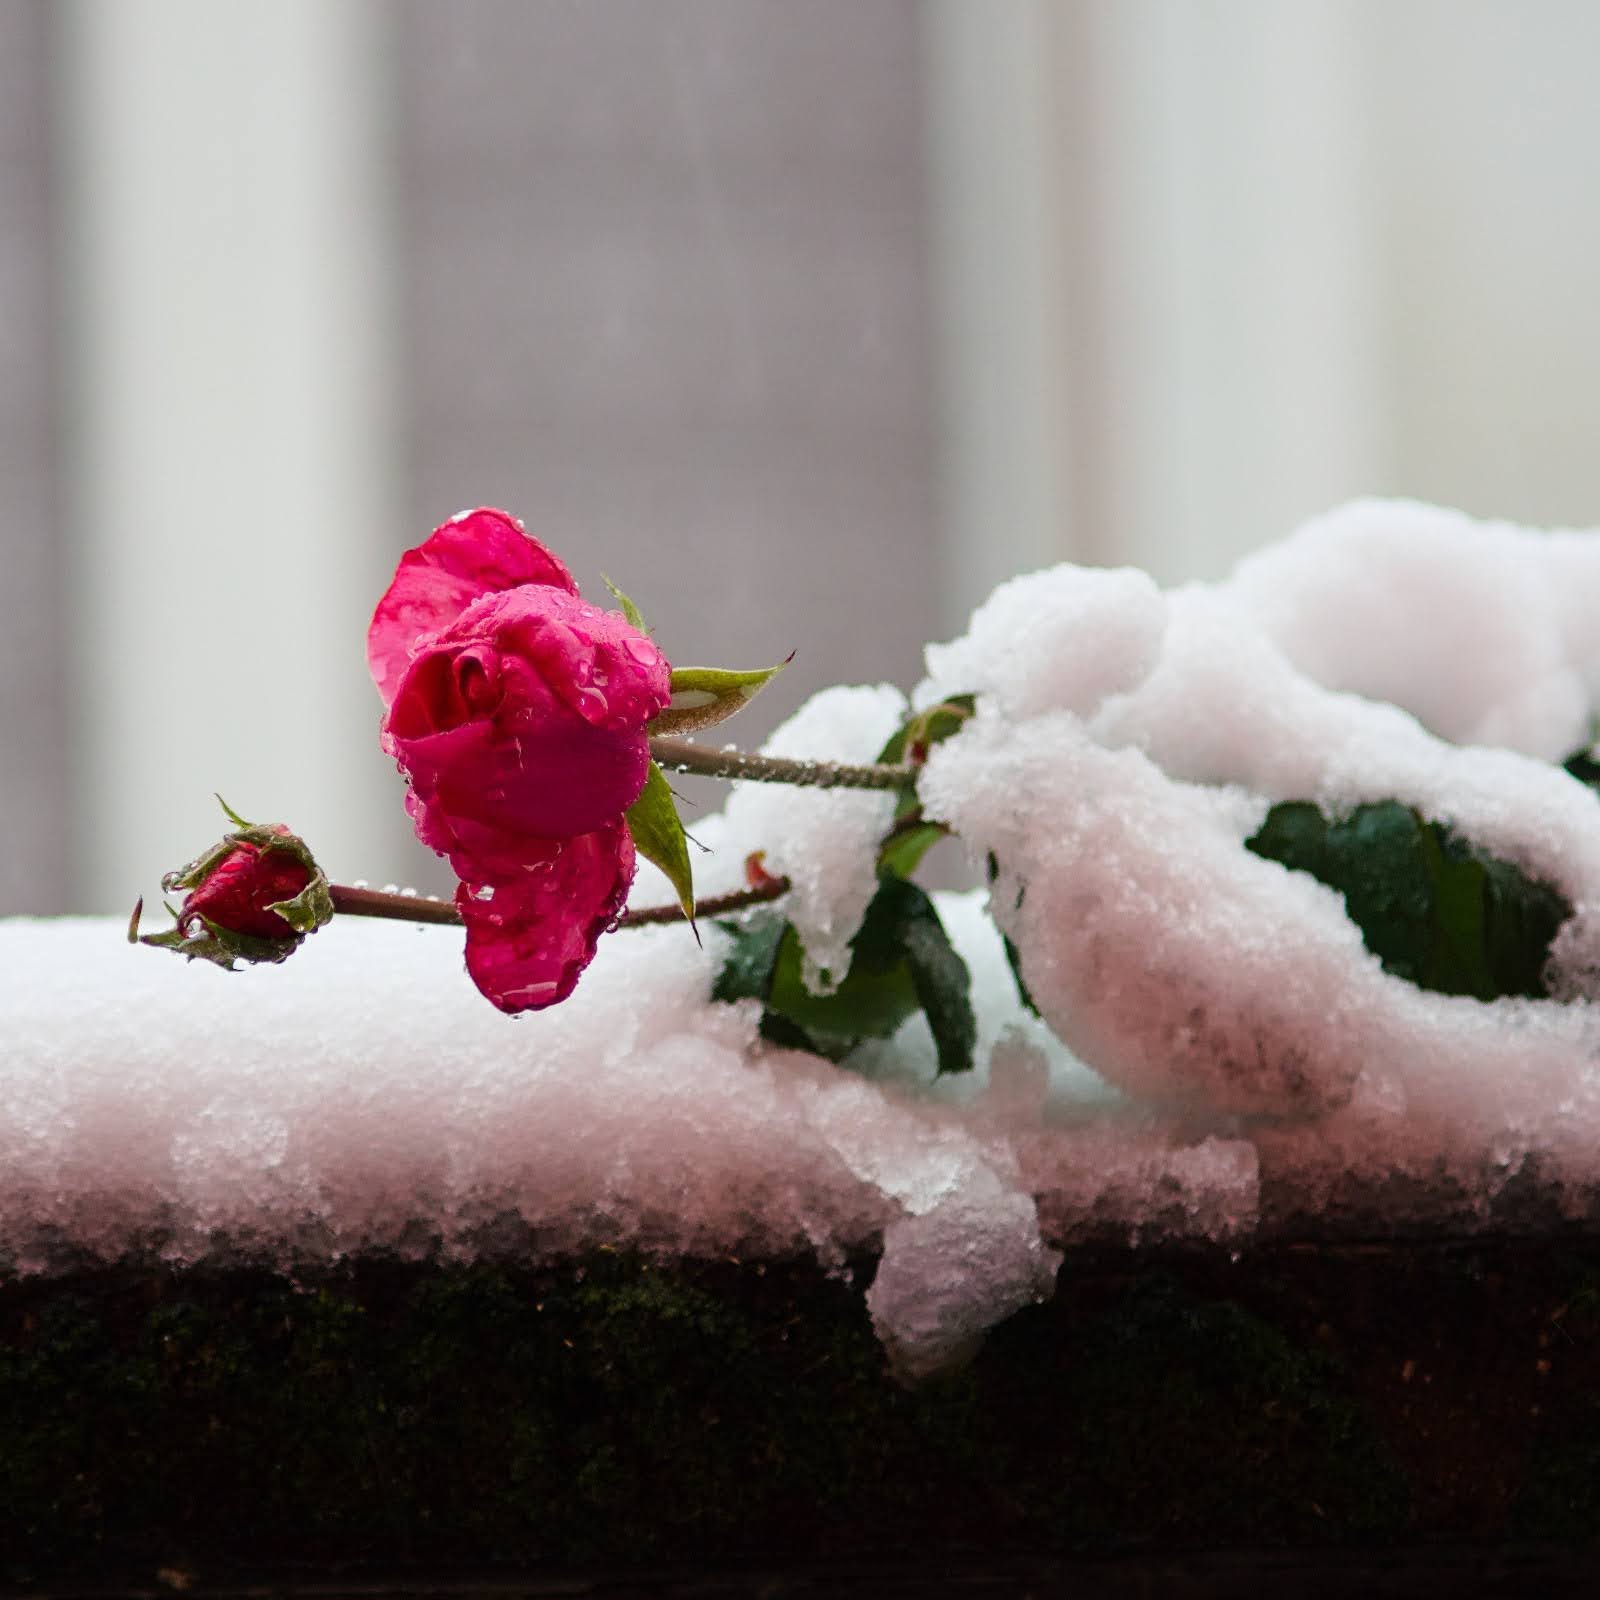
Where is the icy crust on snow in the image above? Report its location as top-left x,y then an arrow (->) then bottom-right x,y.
1,911 -> 1099,1379
13,499 -> 1600,1375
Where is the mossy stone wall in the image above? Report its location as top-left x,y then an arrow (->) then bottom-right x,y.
4,1240 -> 1600,1583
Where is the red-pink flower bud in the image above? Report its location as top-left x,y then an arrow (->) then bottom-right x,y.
180,834 -> 312,941
137,812 -> 333,970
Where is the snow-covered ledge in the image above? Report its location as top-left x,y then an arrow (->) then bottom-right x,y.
8,500 -> 1600,1579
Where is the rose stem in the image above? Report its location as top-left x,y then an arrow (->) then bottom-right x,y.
327,875 -> 792,930
648,735 -> 915,791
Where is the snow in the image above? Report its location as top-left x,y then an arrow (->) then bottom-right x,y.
677,682 -> 908,989
10,498 -> 1600,1378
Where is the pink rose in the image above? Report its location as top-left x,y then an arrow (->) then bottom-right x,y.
368,508 -> 671,1012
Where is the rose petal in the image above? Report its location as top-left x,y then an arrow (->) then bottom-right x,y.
390,686 -> 651,843
514,598 -> 673,732
367,508 -> 577,705
383,585 -> 671,841
185,843 -> 311,941
456,824 -> 635,1012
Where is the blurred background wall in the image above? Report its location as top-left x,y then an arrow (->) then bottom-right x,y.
4,0 -> 1600,915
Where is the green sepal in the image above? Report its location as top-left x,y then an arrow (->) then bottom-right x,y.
601,575 -> 650,635
711,877 -> 976,1076
160,832 -> 246,896
1246,799 -> 1571,1002
650,659 -> 791,738
215,793 -> 253,829
624,760 -> 695,924
139,914 -> 303,972
267,872 -> 336,935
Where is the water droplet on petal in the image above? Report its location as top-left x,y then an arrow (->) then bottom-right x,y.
576,687 -> 609,720
500,980 -> 560,1007
623,637 -> 659,666
591,666 -> 609,688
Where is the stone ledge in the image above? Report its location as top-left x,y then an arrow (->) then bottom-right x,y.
5,1239 -> 1600,1585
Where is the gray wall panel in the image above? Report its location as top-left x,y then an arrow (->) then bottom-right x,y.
0,0 -> 68,914
397,0 -> 939,745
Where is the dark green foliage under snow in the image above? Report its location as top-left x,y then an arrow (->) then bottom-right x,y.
1246,800 -> 1571,1001
714,874 -> 976,1075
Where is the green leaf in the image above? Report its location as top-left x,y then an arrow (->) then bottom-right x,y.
650,661 -> 790,738
985,851 -> 1040,1016
710,916 -> 787,1005
709,916 -> 829,1055
601,575 -> 650,635
898,889 -> 977,1076
1245,799 -> 1571,1002
624,759 -> 694,923
1000,929 -> 1041,1018
712,877 -> 976,1075
1564,746 -> 1600,793
877,693 -> 977,767
758,1010 -> 821,1054
877,821 -> 949,880
877,694 -> 977,822
766,920 -> 922,1047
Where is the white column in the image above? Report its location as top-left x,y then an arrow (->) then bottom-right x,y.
924,0 -> 1384,599
59,0 -> 403,911
923,0 -> 1080,631
1091,0 -> 1382,583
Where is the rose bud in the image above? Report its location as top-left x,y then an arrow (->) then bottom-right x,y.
135,810 -> 333,970
368,508 -> 672,1012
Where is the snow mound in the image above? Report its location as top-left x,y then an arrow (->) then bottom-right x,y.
11,498 -> 1600,1376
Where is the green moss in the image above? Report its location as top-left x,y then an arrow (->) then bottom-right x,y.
1510,1255 -> 1600,1537
982,1273 -> 1409,1545
5,1242 -> 1598,1580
